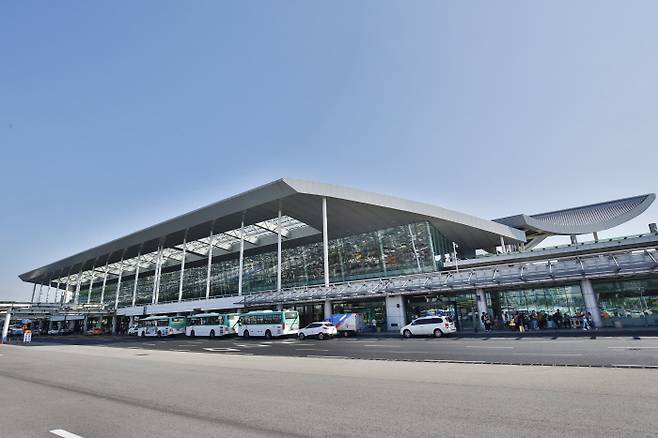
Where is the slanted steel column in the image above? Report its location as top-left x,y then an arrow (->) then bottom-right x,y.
152,244 -> 163,304
30,283 -> 37,303
426,222 -> 438,271
45,281 -> 51,303
322,197 -> 330,287
62,271 -> 72,305
178,234 -> 187,302
377,231 -> 387,276
37,283 -> 44,303
206,226 -> 214,300
74,267 -> 83,305
499,236 -> 506,254
132,249 -> 142,307
277,205 -> 282,292
100,261 -> 109,305
154,244 -> 165,304
114,257 -> 125,310
87,266 -> 96,304
238,219 -> 245,296
408,225 -> 422,272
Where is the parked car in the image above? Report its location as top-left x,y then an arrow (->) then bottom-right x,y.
400,316 -> 457,338
86,327 -> 104,336
47,328 -> 73,336
298,321 -> 337,340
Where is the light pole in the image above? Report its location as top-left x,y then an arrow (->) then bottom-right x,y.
452,242 -> 459,273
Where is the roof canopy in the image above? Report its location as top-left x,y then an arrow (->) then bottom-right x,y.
494,193 -> 655,238
19,178 -> 525,284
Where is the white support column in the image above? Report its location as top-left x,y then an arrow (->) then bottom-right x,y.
45,282 -> 51,303
114,258 -> 124,310
37,283 -> 43,303
385,295 -> 406,331
178,236 -> 187,302
86,272 -> 95,304
277,206 -> 282,292
475,288 -> 488,330
322,197 -> 330,287
580,278 -> 602,328
377,231 -> 388,276
1,308 -> 11,344
30,283 -> 37,303
100,263 -> 109,305
62,272 -> 71,305
153,245 -> 163,304
500,236 -> 506,254
238,219 -> 245,296
426,222 -> 438,271
408,225 -> 422,272
206,229 -> 214,300
323,299 -> 332,321
132,251 -> 142,307
74,269 -> 83,305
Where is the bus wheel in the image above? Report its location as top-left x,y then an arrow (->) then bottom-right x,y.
209,330 -> 215,338
243,330 -> 250,338
190,330 -> 195,337
264,330 -> 272,340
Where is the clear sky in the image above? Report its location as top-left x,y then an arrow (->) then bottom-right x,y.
1,1 -> 657,300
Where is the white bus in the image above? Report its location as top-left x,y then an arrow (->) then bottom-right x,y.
137,316 -> 187,337
185,312 -> 240,338
237,310 -> 300,339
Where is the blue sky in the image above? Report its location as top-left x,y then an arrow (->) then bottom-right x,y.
1,1 -> 657,300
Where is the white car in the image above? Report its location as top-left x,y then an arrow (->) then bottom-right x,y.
400,316 -> 457,338
298,322 -> 338,340
127,325 -> 139,336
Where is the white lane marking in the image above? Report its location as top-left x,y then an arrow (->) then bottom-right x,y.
203,347 -> 239,352
464,346 -> 514,349
305,355 -> 350,359
296,348 -> 329,352
511,352 -> 584,356
608,346 -> 658,349
50,429 -> 84,438
364,344 -> 400,348
170,349 -> 190,352
142,343 -> 156,346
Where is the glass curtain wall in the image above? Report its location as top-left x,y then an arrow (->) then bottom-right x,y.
487,285 -> 584,329
116,221 -> 443,307
593,278 -> 658,327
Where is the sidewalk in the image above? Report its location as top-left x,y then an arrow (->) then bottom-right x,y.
358,327 -> 658,338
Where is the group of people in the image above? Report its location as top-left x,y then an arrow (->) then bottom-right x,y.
480,309 -> 595,332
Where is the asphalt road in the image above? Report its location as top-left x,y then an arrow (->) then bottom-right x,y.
1,343 -> 658,438
22,333 -> 658,367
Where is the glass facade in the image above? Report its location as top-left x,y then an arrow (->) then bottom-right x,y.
332,299 -> 386,331
593,278 -> 658,327
487,285 -> 585,330
131,221 -> 441,304
406,293 -> 477,332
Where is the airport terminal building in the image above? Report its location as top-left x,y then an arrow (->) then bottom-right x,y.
17,178 -> 658,333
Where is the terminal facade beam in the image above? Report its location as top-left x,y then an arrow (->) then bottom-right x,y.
238,219 -> 245,296
178,233 -> 187,302
322,197 -> 329,287
132,249 -> 142,307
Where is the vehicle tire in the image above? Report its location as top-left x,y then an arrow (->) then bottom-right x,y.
403,329 -> 412,338
318,332 -> 325,340
141,331 -> 145,338
243,330 -> 250,338
433,329 -> 443,338
190,330 -> 195,337
342,331 -> 349,337
264,330 -> 272,340
209,330 -> 215,338
298,333 -> 305,340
